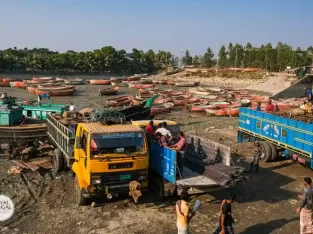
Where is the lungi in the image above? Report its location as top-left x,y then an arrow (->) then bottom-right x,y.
300,208 -> 313,234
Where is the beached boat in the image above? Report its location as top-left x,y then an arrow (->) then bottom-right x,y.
20,83 -> 27,89
35,88 -> 76,96
13,81 -> 22,88
167,81 -> 175,85
243,68 -> 260,72
37,85 -> 74,90
9,82 -> 15,87
175,82 -> 200,87
111,82 -> 128,87
24,79 -> 58,84
196,95 -> 218,100
32,77 -> 53,81
138,89 -> 151,94
56,77 -> 64,81
1,78 -> 12,83
99,86 -> 119,96
174,98 -> 199,106
151,102 -> 174,116
110,77 -> 123,81
64,78 -> 84,85
129,83 -> 154,89
126,76 -> 140,81
206,87 -> 222,93
27,86 -> 37,93
189,104 -> 216,112
0,82 -> 11,87
90,79 -> 111,85
106,96 -> 133,107
225,108 -> 240,116
205,108 -> 217,116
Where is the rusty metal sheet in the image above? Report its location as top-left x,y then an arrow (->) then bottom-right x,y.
184,133 -> 231,166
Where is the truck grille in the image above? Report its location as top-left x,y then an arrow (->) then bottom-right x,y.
109,162 -> 133,169
92,170 -> 146,185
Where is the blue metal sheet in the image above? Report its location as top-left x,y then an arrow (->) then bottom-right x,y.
149,141 -> 176,183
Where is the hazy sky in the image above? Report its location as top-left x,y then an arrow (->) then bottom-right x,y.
1,0 -> 312,56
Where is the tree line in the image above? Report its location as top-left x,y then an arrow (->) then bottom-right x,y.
182,42 -> 313,72
0,42 -> 312,74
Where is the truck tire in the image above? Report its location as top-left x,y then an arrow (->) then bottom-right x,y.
75,176 -> 87,206
269,143 -> 278,161
259,141 -> 272,162
53,149 -> 64,173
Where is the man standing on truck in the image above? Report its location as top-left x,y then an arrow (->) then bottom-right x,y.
304,87 -> 313,103
248,142 -> 261,173
155,122 -> 173,144
297,177 -> 313,234
265,99 -> 276,112
176,189 -> 194,234
214,193 -> 236,234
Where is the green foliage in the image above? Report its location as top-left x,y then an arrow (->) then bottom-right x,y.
0,47 -> 174,73
181,50 -> 192,66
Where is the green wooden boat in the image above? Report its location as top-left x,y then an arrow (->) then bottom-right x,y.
22,103 -> 69,120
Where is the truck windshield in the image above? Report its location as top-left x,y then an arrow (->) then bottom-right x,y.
90,132 -> 144,156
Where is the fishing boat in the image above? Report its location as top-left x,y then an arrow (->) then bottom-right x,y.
167,81 -> 175,85
90,79 -> 111,85
20,83 -> 27,89
1,78 -> 12,83
37,83 -> 62,88
27,86 -> 37,93
64,78 -> 84,85
111,82 -> 128,87
196,95 -> 218,100
110,77 -> 123,81
129,83 -> 154,89
138,89 -> 150,94
99,86 -> 119,96
0,82 -> 11,87
13,81 -> 22,88
205,108 -> 217,116
24,79 -> 58,84
225,107 -> 240,116
189,104 -> 216,112
32,77 -> 53,81
35,88 -> 76,96
151,102 -> 174,116
175,82 -> 200,87
56,77 -> 64,81
9,82 -> 15,87
174,98 -> 199,106
126,76 -> 140,81
37,85 -> 74,90
243,68 -> 260,72
106,96 -> 133,107
206,87 -> 222,93
140,78 -> 153,84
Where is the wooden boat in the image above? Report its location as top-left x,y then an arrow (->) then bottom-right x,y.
9,82 -> 15,87
24,80 -> 58,84
189,104 -> 216,112
106,96 -> 133,107
32,77 -> 53,81
14,81 -> 22,88
37,85 -> 74,90
119,105 -> 150,121
0,78 -> 12,83
151,102 -> 174,116
175,82 -> 200,87
129,83 -> 154,89
107,95 -> 131,101
206,87 -> 222,93
174,98 -> 199,106
134,73 -> 147,78
0,82 -> 11,87
167,81 -> 175,85
214,109 -> 228,116
136,94 -> 153,100
56,77 -> 64,81
132,99 -> 147,106
126,76 -> 140,81
139,89 -> 150,94
64,78 -> 84,85
20,83 -> 27,89
205,108 -> 217,116
99,86 -> 119,96
0,124 -> 47,143
111,82 -> 128,87
110,77 -> 123,81
36,88 -> 76,96
243,68 -> 260,72
27,86 -> 37,93
90,79 -> 111,85
37,83 -> 62,88
196,95 -> 217,100
225,108 -> 240,116
229,68 -> 243,72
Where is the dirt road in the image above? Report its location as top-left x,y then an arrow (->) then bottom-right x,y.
0,83 -> 310,234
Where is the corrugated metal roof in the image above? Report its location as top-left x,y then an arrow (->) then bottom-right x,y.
82,123 -> 143,133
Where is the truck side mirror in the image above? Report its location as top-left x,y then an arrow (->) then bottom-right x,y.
76,136 -> 82,149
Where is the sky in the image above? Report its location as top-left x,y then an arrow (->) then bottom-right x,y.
0,0 -> 313,56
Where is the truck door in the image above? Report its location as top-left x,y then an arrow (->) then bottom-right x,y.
78,130 -> 89,169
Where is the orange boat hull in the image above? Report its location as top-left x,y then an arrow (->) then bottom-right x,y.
90,79 -> 111,85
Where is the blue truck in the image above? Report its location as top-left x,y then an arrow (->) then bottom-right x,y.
238,107 -> 313,168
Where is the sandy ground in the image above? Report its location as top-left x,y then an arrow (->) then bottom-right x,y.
0,76 -> 310,234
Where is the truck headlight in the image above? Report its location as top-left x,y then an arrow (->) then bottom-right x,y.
138,176 -> 146,180
92,179 -> 101,184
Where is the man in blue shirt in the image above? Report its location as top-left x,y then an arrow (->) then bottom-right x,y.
304,88 -> 313,103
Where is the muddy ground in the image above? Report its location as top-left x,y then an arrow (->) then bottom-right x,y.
0,83 -> 310,234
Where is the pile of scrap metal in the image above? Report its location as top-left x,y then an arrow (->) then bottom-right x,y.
4,139 -> 54,174
183,134 -> 247,188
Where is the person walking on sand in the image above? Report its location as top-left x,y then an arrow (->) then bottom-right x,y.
214,193 -> 236,234
297,177 -> 313,234
176,189 -> 194,234
248,142 -> 262,173
69,102 -> 76,112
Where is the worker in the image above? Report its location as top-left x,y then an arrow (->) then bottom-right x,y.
304,87 -> 313,103
155,132 -> 169,147
297,177 -> 313,234
69,102 -> 76,112
256,101 -> 262,111
265,99 -> 275,112
214,193 -> 237,234
145,120 -> 155,138
170,131 -> 186,152
155,122 -> 173,140
170,131 -> 187,176
248,142 -> 262,173
128,181 -> 142,204
176,188 -> 194,234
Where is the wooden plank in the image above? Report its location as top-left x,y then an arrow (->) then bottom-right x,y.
30,158 -> 50,165
12,160 -> 29,169
23,162 -> 40,171
38,162 -> 53,169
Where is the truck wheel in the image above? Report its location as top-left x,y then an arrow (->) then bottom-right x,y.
259,142 -> 272,162
75,176 -> 87,206
53,149 -> 64,173
269,143 -> 278,161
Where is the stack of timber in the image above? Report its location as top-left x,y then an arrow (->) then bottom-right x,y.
183,133 -> 247,188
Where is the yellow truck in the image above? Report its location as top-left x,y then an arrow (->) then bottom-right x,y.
47,114 -> 149,206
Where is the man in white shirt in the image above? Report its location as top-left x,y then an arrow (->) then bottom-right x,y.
155,122 -> 173,140
69,102 -> 76,112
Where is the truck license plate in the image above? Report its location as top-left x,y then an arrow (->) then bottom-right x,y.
120,174 -> 131,180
